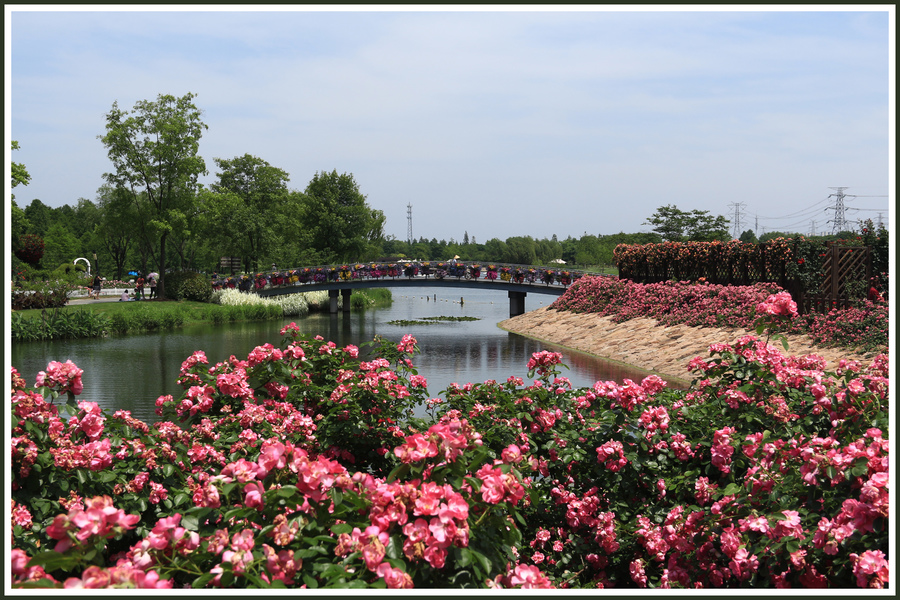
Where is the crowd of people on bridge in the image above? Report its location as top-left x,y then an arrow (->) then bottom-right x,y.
210,261 -> 584,292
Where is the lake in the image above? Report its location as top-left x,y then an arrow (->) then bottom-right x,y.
10,287 -> 671,423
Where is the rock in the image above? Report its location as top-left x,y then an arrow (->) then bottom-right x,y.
498,306 -> 882,385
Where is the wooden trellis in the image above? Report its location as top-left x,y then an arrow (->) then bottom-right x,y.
618,244 -> 873,315
801,246 -> 872,314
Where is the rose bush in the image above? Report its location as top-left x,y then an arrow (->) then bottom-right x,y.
10,300 -> 889,588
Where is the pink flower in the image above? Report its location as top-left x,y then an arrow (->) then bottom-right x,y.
508,563 -> 553,589
36,360 -> 84,395
243,481 -> 265,509
756,291 -> 798,319
851,550 -> 889,588
376,562 -> 414,588
397,334 -> 418,354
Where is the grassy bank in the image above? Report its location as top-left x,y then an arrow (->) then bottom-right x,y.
11,288 -> 392,341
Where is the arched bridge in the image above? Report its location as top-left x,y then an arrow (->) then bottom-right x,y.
212,262 -> 607,317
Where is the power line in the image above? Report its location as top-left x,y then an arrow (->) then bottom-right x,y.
755,197 -> 832,221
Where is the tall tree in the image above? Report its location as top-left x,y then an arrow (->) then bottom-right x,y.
211,154 -> 290,272
41,222 -> 81,269
299,170 -> 385,263
94,184 -> 137,280
23,199 -> 53,236
11,141 -> 31,199
98,92 -> 207,299
643,204 -> 730,242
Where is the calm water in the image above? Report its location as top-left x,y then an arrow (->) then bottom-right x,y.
10,287 -> 669,423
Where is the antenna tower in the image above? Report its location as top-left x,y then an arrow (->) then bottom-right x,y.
406,203 -> 413,244
826,187 -> 851,234
729,202 -> 746,238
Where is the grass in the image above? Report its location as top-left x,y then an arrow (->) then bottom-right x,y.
14,299 -> 217,325
12,289 -> 395,341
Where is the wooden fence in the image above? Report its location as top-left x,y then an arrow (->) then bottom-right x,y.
618,245 -> 872,315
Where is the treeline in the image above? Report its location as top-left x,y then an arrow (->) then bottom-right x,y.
10,192 -> 660,280
10,167 -> 384,284
380,232 -> 662,266
12,192 -> 877,285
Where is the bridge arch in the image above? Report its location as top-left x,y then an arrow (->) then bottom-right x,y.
220,262 -> 602,317
256,278 -> 568,316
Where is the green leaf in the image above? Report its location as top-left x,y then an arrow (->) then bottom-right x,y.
331,523 -> 352,535
181,507 -> 212,531
721,482 -> 742,496
457,547 -> 472,568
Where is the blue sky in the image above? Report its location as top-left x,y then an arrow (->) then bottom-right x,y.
6,6 -> 893,243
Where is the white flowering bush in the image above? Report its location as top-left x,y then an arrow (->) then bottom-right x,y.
272,293 -> 310,317
211,288 -> 337,316
211,288 -> 279,308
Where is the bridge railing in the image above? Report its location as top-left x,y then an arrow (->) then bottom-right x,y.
210,261 -> 612,292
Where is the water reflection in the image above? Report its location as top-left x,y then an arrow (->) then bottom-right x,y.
10,287 -> 681,423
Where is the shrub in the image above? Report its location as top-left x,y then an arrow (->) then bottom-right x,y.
551,277 -> 887,351
9,326 -> 889,589
272,293 -> 310,317
163,271 -> 213,302
14,233 -> 44,265
11,281 -> 72,311
9,311 -> 108,342
803,301 -> 889,353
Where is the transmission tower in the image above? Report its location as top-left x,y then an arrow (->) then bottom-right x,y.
729,202 -> 746,238
826,187 -> 850,234
407,203 -> 413,245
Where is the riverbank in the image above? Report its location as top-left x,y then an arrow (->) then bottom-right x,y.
499,306 -> 882,384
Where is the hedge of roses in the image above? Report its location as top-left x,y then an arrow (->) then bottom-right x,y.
10,302 -> 890,589
613,235 -> 887,300
549,276 -> 888,353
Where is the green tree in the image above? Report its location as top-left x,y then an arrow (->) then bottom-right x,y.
11,141 -> 31,199
739,228 -> 758,244
41,222 -> 81,270
93,185 -> 136,280
758,231 -> 801,243
483,238 -> 508,262
299,170 -> 385,263
99,92 -> 208,299
10,200 -> 31,259
503,236 -> 538,265
210,154 -> 291,272
23,199 -> 53,237
574,234 -> 602,266
643,204 -> 730,242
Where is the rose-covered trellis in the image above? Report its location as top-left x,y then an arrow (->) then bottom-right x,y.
10,286 -> 889,589
614,235 -> 888,306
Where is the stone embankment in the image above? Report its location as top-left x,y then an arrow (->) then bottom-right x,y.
499,306 -> 881,385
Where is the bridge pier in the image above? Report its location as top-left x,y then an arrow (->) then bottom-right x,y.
508,291 -> 527,317
329,289 -> 353,314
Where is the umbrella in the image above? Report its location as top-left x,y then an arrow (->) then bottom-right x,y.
551,259 -> 566,264
148,272 -> 159,279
